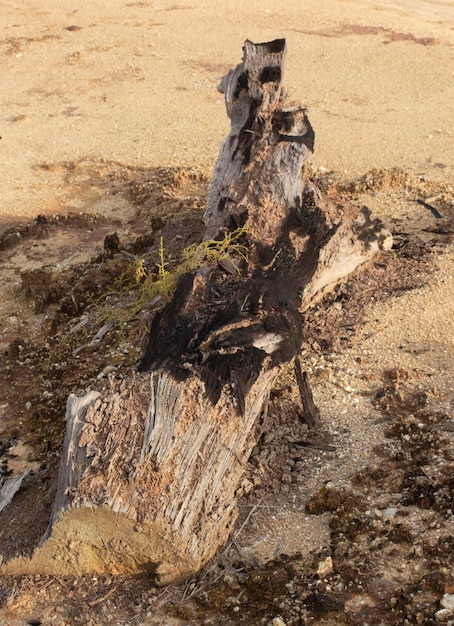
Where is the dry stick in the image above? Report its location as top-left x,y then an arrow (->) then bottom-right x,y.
51,576 -> 68,590
416,197 -> 443,219
231,498 -> 263,542
152,587 -> 173,612
294,358 -> 321,429
87,585 -> 118,608
193,498 -> 264,592
35,577 -> 56,591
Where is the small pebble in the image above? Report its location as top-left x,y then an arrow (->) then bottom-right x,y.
317,556 -> 333,578
435,608 -> 452,623
11,114 -> 29,123
382,507 -> 398,520
441,594 -> 454,611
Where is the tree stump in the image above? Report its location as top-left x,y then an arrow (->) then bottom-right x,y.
3,40 -> 391,584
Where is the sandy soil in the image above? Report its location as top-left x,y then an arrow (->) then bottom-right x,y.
0,1 -> 453,625
1,0 -> 453,223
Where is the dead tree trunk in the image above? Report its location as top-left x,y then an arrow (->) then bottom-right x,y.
3,40 -> 391,584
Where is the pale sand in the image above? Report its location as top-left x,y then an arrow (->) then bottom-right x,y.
1,0 -> 453,221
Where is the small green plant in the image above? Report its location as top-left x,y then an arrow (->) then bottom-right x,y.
83,227 -> 248,346
110,226 -> 248,318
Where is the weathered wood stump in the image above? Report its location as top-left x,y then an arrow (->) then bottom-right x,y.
3,40 -> 391,584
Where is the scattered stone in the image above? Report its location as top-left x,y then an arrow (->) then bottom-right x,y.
317,556 -> 333,578
381,507 -> 398,519
435,608 -> 453,623
441,594 -> 454,611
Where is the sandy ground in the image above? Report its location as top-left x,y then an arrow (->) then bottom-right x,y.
0,1 -> 453,625
1,0 -> 453,223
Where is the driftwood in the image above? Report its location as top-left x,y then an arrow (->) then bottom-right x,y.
3,40 -> 391,583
